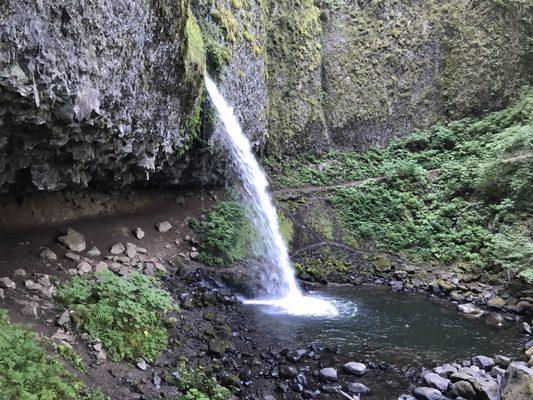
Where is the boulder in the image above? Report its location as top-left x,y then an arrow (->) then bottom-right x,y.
279,365 -> 298,379
413,386 -> 446,400
319,367 -> 338,382
458,303 -> 484,318
434,364 -> 458,378
156,221 -> 172,233
473,378 -> 501,400
343,362 -> 367,376
110,243 -> 126,255
0,277 -> 16,289
423,372 -> 451,392
40,248 -> 57,260
501,362 -> 533,400
345,382 -> 370,394
487,297 -> 507,309
58,228 -> 86,252
134,227 -> 145,239
472,355 -> 495,370
451,380 -> 476,399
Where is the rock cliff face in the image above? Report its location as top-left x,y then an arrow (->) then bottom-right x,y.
0,0 -> 205,193
0,0 -> 531,193
197,0 -> 531,156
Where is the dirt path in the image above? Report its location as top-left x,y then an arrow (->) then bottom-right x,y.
273,153 -> 532,196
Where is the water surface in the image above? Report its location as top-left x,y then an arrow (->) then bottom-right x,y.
244,285 -> 523,366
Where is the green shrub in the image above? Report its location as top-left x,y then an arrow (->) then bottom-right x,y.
199,201 -> 253,266
0,309 -> 86,400
56,270 -> 175,362
178,366 -> 232,400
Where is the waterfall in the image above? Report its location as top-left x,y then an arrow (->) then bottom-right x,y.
206,76 -> 336,316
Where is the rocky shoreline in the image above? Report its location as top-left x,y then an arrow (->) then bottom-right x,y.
0,207 -> 532,399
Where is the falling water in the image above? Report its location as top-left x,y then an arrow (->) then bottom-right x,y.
206,76 -> 336,316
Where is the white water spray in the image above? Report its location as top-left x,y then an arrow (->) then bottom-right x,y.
206,76 -> 336,317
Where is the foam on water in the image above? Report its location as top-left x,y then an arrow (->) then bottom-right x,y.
206,76 -> 336,317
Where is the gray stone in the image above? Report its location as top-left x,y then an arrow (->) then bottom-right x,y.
40,248 -> 57,260
14,269 -> 26,277
345,382 -> 370,394
501,362 -> 533,400
0,277 -> 16,289
522,322 -> 532,335
472,355 -> 496,370
156,221 -> 172,233
65,252 -> 81,262
279,365 -> 298,379
343,361 -> 367,376
134,227 -> 145,239
423,372 -> 451,392
473,378 -> 500,400
86,246 -> 101,257
110,243 -> 126,255
0,289 -> 4,300
77,261 -> 93,274
125,243 -> 137,259
434,364 -> 458,378
136,358 -> 148,371
319,367 -> 337,382
57,310 -> 70,326
458,303 -> 484,318
94,261 -> 108,273
58,229 -> 86,252
495,355 -> 511,368
451,381 -> 476,399
320,383 -> 341,393
395,270 -> 408,279
21,302 -> 38,317
490,366 -> 506,378
413,386 -> 446,400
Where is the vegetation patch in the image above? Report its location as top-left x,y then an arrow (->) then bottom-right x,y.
56,270 -> 175,362
273,90 -> 533,282
0,309 -> 107,400
295,249 -> 351,281
176,364 -> 232,400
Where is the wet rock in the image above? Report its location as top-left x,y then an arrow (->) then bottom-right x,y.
488,297 -> 507,309
413,386 -> 446,400
501,362 -> 533,399
395,270 -> 408,279
457,303 -> 484,318
0,277 -> 16,289
57,310 -> 70,326
473,378 -> 500,400
434,364 -> 458,378
40,248 -> 57,260
495,355 -> 511,368
320,383 -> 342,393
156,221 -> 172,233
86,246 -> 101,257
58,229 -> 86,252
451,380 -> 476,399
286,349 -> 306,363
302,389 -> 318,398
0,289 -> 4,300
208,338 -> 229,357
134,227 -> 145,239
343,362 -> 367,376
345,382 -> 370,394
521,322 -> 532,335
279,365 -> 298,379
110,243 -> 126,255
220,373 -> 241,388
423,372 -> 451,392
490,366 -> 506,378
472,355 -> 495,370
319,367 -> 338,382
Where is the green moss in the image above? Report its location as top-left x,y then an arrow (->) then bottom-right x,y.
305,210 -> 334,241
278,212 -> 294,245
185,10 -> 206,71
211,5 -> 239,42
295,249 -> 351,280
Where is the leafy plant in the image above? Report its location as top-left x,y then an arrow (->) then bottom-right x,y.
0,309 -> 90,400
56,270 -> 175,362
177,365 -> 232,400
